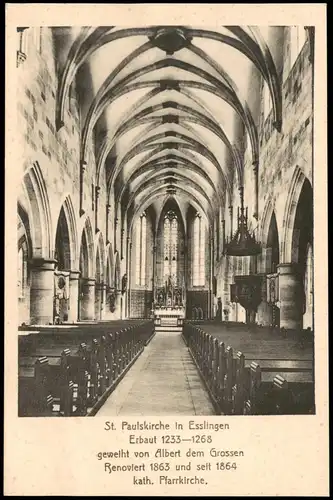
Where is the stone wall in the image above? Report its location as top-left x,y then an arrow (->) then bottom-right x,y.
130,290 -> 153,318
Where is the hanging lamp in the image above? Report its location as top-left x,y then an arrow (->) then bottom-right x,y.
225,187 -> 261,256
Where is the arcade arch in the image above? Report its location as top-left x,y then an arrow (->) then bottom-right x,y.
78,218 -> 95,320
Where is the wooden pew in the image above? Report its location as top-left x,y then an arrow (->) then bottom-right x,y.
18,322 -> 153,417
243,362 -> 314,415
19,356 -> 55,416
18,352 -> 75,417
184,323 -> 314,416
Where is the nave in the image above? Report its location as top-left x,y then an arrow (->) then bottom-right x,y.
16,25 -> 315,416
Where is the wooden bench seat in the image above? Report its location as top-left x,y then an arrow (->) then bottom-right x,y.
183,323 -> 314,416
18,322 -> 154,417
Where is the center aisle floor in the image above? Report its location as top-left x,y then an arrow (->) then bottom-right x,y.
97,331 -> 215,416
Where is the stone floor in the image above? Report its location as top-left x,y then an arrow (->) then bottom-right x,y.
97,331 -> 215,416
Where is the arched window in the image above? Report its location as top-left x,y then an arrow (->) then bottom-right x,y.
135,212 -> 147,286
164,210 -> 178,285
290,26 -> 307,70
193,213 -> 205,286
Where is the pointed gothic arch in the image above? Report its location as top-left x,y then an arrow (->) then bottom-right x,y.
21,162 -> 53,259
55,195 -> 78,270
260,200 -> 280,274
94,231 -> 106,282
282,167 -> 313,264
79,217 -> 94,278
106,242 -> 115,289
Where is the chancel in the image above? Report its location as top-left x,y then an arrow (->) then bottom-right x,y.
16,25 -> 315,417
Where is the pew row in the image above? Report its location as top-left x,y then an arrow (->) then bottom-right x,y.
18,322 -> 154,417
183,323 -> 314,415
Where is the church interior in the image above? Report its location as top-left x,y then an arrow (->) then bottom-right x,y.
17,25 -> 314,417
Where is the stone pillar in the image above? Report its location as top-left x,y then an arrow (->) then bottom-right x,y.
121,228 -> 125,259
228,205 -> 233,239
95,186 -> 101,232
68,270 -> 80,323
106,204 -> 111,243
79,277 -> 96,321
277,263 -> 303,329
152,244 -> 157,302
95,282 -> 106,320
114,291 -> 122,320
114,218 -> 118,252
184,243 -> 188,313
30,258 -> 57,325
253,160 -> 259,220
209,236 -> 214,319
79,161 -> 87,217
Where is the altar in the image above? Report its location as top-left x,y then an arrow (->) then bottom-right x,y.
152,277 -> 185,332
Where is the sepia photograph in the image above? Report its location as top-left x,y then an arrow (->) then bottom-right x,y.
16,24 -> 316,418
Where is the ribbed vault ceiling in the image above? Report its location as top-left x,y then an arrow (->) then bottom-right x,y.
54,26 -> 282,226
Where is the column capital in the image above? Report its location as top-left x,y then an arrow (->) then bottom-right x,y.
80,277 -> 96,287
277,263 -> 301,276
96,282 -> 107,290
30,258 -> 57,271
69,270 -> 81,280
